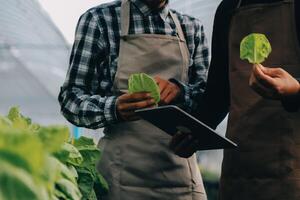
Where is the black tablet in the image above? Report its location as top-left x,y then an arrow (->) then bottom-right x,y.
135,105 -> 237,150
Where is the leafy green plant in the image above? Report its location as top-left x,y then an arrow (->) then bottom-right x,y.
0,107 -> 108,200
240,33 -> 272,64
128,73 -> 160,103
199,165 -> 220,200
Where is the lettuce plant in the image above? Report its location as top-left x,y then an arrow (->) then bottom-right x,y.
0,107 -> 108,200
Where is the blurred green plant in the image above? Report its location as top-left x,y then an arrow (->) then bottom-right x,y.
0,107 -> 108,200
200,166 -> 220,200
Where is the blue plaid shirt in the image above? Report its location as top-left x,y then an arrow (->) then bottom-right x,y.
59,0 -> 209,129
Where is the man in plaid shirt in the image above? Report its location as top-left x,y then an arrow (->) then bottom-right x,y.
59,0 -> 209,199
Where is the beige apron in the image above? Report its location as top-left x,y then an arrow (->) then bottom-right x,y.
97,0 -> 206,199
220,0 -> 300,199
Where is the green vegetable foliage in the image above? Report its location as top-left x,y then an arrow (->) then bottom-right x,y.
0,107 -> 108,200
128,73 -> 160,103
240,33 -> 272,64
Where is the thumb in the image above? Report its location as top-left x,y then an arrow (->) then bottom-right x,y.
258,64 -> 278,77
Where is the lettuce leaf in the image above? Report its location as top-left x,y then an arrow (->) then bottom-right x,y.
128,73 -> 160,103
73,137 -> 109,198
0,160 -> 48,200
37,126 -> 70,153
240,33 -> 272,64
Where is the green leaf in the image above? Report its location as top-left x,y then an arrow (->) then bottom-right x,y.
7,107 -> 22,122
0,130 -> 45,176
128,73 -> 160,103
59,161 -> 78,184
73,137 -> 100,168
56,179 -> 82,200
88,190 -> 98,200
55,143 -> 83,166
0,116 -> 12,127
240,33 -> 272,64
6,107 -> 39,132
78,148 -> 100,169
42,156 -> 61,197
94,172 -> 109,196
0,160 -> 48,200
73,137 -> 95,147
76,168 -> 95,199
7,107 -> 30,130
73,137 -> 109,198
37,126 -> 70,153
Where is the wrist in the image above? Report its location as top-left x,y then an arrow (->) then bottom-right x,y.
169,79 -> 185,103
115,98 -> 125,122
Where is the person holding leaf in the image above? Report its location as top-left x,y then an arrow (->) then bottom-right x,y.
170,0 -> 300,199
58,0 -> 209,199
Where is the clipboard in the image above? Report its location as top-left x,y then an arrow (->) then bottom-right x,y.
135,105 -> 237,150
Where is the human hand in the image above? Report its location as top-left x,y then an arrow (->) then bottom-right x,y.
169,131 -> 199,158
154,76 -> 181,105
116,92 -> 156,121
249,64 -> 300,100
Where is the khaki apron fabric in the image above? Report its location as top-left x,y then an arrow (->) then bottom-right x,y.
97,0 -> 206,199
220,0 -> 300,199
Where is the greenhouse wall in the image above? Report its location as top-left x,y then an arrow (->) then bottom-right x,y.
0,0 -> 70,124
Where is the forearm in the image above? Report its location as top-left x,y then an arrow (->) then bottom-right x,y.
58,86 -> 118,129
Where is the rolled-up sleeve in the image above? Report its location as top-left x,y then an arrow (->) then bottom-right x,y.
58,11 -> 118,129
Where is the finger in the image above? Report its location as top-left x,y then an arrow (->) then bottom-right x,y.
259,65 -> 283,77
157,80 -> 168,95
254,65 -> 277,89
161,85 -> 172,100
119,92 -> 151,103
129,92 -> 153,102
119,98 -> 156,111
164,91 -> 178,104
155,76 -> 170,95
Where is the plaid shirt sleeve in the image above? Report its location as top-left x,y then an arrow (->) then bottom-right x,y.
172,20 -> 210,113
58,11 -> 118,129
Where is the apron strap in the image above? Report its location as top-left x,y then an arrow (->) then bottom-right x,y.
169,11 -> 186,42
121,0 -> 130,36
120,0 -> 186,41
